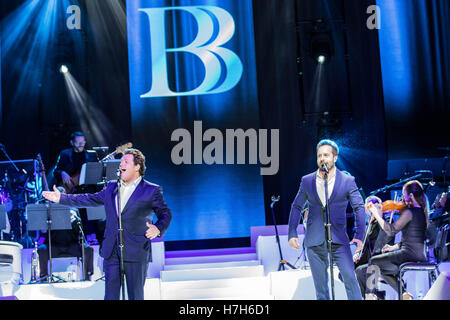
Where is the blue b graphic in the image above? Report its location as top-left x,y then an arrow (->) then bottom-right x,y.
139,6 -> 244,98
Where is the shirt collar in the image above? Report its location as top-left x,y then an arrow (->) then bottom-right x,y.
121,176 -> 142,188
316,169 -> 336,181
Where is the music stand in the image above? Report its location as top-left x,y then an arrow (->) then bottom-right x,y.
86,206 -> 106,221
79,162 -> 104,186
104,160 -> 120,181
27,203 -> 72,283
79,160 -> 120,186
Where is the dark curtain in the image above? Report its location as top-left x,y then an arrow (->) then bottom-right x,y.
253,0 -> 387,225
378,0 -> 450,160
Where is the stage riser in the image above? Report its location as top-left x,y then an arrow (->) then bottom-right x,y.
161,279 -> 271,300
165,253 -> 258,265
19,242 -> 165,283
5,263 -> 450,300
163,260 -> 261,271
160,265 -> 264,282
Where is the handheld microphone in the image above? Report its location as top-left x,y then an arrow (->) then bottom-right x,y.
321,163 -> 328,173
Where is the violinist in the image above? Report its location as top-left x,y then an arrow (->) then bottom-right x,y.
360,180 -> 429,299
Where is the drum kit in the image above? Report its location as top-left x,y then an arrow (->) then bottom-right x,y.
0,142 -> 132,248
0,158 -> 42,248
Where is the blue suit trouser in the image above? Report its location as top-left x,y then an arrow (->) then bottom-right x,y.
306,241 -> 362,300
103,244 -> 149,300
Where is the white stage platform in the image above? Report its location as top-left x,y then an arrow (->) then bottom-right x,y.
2,226 -> 449,300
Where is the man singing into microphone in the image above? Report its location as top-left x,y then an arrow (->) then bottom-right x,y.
43,148 -> 172,300
288,139 -> 366,300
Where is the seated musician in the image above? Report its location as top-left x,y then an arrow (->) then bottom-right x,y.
360,180 -> 429,300
53,131 -> 101,244
354,215 -> 394,298
38,187 -> 94,281
430,190 -> 449,219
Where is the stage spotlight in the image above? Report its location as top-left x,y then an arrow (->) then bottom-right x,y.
309,20 -> 334,65
59,65 -> 69,74
317,55 -> 326,64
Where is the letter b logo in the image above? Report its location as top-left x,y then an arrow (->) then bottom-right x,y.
139,6 -> 244,98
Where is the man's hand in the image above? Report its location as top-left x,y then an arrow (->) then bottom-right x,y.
366,203 -> 382,220
42,185 -> 61,203
289,237 -> 300,250
381,244 -> 398,253
350,238 -> 363,253
145,222 -> 160,240
61,171 -> 74,185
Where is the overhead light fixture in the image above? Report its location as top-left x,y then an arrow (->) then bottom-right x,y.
310,20 -> 334,65
59,65 -> 69,74
317,55 -> 326,64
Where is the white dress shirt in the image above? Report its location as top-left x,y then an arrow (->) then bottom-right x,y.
116,176 -> 142,215
316,169 -> 336,207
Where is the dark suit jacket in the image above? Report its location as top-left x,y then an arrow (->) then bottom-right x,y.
288,169 -> 366,247
59,179 -> 172,262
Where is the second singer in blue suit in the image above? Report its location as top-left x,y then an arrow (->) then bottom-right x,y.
288,140 -> 366,300
43,149 -> 172,300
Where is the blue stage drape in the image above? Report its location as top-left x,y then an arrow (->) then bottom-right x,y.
378,0 -> 450,159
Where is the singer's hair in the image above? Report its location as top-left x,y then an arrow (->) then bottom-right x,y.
316,139 -> 339,156
124,148 -> 146,176
70,131 -> 85,141
403,180 -> 429,226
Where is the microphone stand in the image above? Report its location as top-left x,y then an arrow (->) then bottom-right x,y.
74,213 -> 87,281
322,164 -> 335,300
369,173 -> 422,196
270,196 -> 296,271
116,170 -> 126,300
40,203 -> 66,283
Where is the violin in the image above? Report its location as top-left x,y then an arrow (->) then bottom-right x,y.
365,200 -> 410,212
381,200 -> 409,212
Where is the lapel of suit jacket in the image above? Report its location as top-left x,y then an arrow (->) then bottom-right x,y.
111,181 -> 119,216
311,172 -> 324,208
120,178 -> 145,216
328,169 -> 342,203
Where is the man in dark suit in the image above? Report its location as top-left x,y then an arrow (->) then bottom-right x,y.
288,139 -> 366,300
43,148 -> 172,300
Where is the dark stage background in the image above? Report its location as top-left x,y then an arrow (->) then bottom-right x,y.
0,0 -> 449,249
